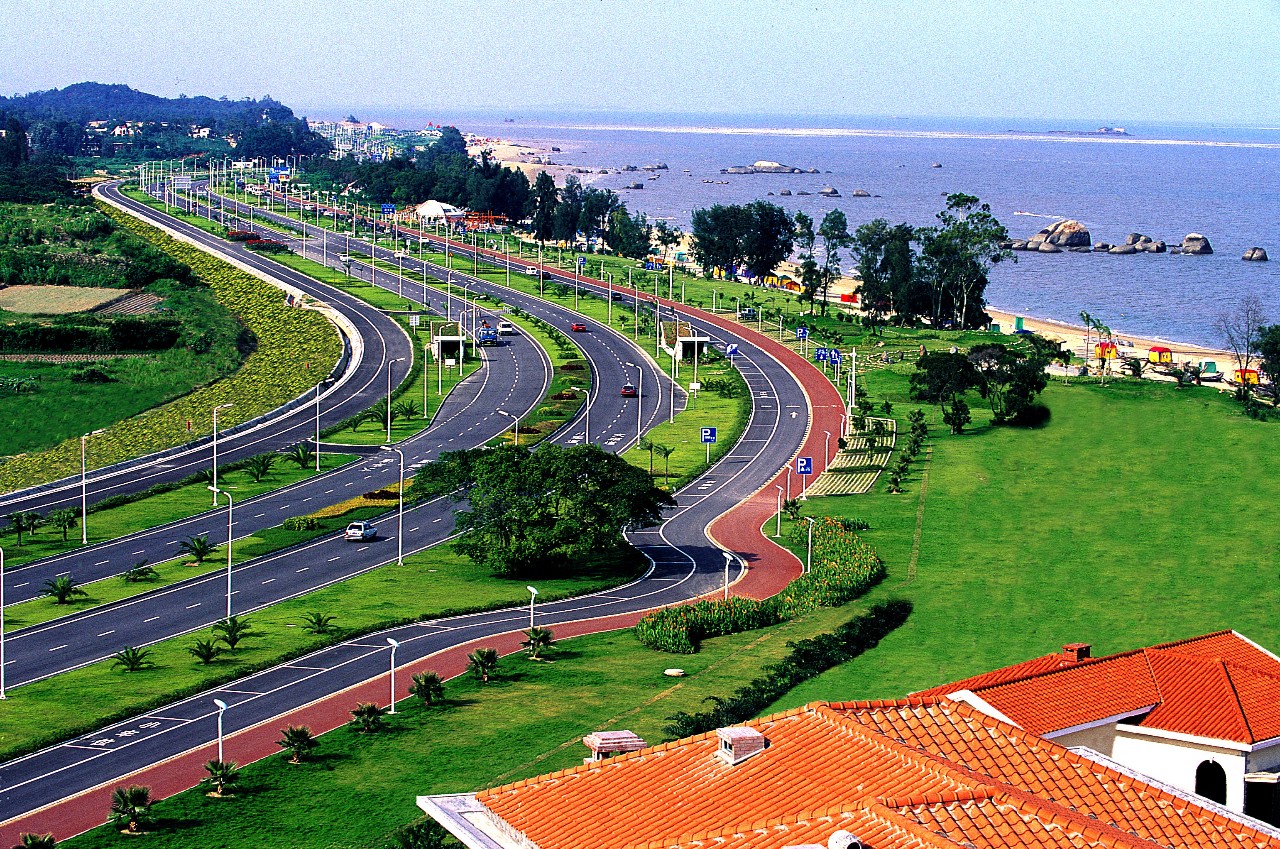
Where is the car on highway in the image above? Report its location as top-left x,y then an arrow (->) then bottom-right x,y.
525,265 -> 539,275
344,521 -> 377,542
620,383 -> 638,397
497,320 -> 516,335
570,322 -> 588,332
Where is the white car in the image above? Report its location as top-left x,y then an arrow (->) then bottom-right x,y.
524,265 -> 539,275
344,521 -> 377,542
497,321 -> 516,335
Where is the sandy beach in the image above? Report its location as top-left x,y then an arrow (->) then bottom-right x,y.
466,136 -> 602,186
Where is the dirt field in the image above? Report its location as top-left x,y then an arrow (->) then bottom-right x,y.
0,285 -> 127,315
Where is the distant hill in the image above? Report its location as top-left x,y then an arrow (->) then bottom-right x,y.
0,82 -> 294,129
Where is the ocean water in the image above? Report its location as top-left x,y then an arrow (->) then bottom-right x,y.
329,109 -> 1280,346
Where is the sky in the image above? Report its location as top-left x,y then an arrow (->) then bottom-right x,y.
3,0 -> 1279,125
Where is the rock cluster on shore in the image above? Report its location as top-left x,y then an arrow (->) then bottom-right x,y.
1005,224 -> 1230,258
722,160 -> 820,174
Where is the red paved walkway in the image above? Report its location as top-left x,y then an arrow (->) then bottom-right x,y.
0,260 -> 846,845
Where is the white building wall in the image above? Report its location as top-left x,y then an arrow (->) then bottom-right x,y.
1052,723 -> 1121,758
1111,728 -> 1246,811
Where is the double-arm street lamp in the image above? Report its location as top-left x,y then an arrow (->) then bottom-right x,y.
379,446 -> 405,566
81,428 -> 104,544
209,486 -> 234,618
211,403 -> 234,504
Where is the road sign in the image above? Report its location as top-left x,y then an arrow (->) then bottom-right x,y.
796,457 -> 813,475
267,173 -> 279,184
701,427 -> 718,444
381,204 -> 396,215
815,347 -> 829,362
796,326 -> 808,340
409,315 -> 420,328
726,343 -> 739,357
577,256 -> 586,266
829,350 -> 843,364
172,176 -> 191,190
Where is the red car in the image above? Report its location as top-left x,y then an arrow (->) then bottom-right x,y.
620,384 -> 637,397
570,322 -> 587,332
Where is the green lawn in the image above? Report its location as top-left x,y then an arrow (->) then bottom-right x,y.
62,601 -> 864,849
770,376 -> 1280,708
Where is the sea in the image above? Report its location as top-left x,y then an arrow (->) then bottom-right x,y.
315,108 -> 1280,348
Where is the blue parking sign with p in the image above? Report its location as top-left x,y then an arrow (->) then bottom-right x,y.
796,457 -> 813,475
796,326 -> 808,340
701,427 -> 717,444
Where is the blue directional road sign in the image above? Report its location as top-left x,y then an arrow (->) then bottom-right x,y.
725,343 -> 739,357
796,457 -> 813,475
796,326 -> 809,340
267,173 -> 279,184
829,350 -> 843,364
701,427 -> 718,444
814,347 -> 830,362
381,203 -> 396,215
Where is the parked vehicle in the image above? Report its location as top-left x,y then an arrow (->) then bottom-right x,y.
344,521 -> 376,541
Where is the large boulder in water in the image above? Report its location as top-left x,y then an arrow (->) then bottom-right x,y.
1028,219 -> 1092,248
1136,240 -> 1167,253
1243,247 -> 1269,261
1109,244 -> 1138,255
1182,233 -> 1213,254
1093,242 -> 1112,252
1037,242 -> 1063,253
818,186 -> 841,197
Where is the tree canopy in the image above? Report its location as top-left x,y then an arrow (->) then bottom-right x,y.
690,200 -> 793,280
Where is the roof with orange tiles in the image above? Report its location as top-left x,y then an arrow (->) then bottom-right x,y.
469,697 -> 1280,849
921,631 -> 1280,744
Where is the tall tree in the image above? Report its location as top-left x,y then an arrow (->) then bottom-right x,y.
794,211 -> 821,313
741,200 -> 795,281
605,207 -> 651,259
552,176 -> 584,243
909,351 -> 980,434
816,209 -> 852,315
916,194 -> 1011,328
690,204 -> 748,278
0,117 -> 30,167
1215,295 -> 1267,388
531,171 -> 558,245
851,219 -> 915,331
967,343 -> 1049,423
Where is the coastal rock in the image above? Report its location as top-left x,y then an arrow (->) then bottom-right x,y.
625,182 -> 644,190
1136,240 -> 1167,253
932,162 -> 943,168
779,189 -> 792,196
796,190 -> 812,196
1109,244 -> 1138,255
850,188 -> 871,197
1182,233 -> 1213,254
1125,233 -> 1147,246
1093,242 -> 1112,252
1030,219 -> 1092,248
723,160 -> 806,174
818,186 -> 841,197
1068,246 -> 1092,253
1244,247 -> 1270,261
1037,242 -> 1063,253
1009,240 -> 1030,251
808,168 -> 821,174
623,164 -> 638,172
641,163 -> 668,171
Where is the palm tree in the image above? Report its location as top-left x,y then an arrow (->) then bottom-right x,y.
121,559 -> 158,583
213,615 -> 254,651
284,443 -> 315,470
278,724 -> 317,763
1054,348 -> 1074,384
350,701 -> 387,733
301,611 -> 336,635
654,443 -> 675,485
521,627 -> 555,661
409,671 -> 445,706
202,759 -> 240,797
637,437 -> 655,475
245,453 -> 276,483
392,399 -> 421,420
16,832 -> 57,848
48,508 -> 78,542
112,646 -> 153,672
189,638 -> 222,664
7,511 -> 41,546
109,784 -> 153,833
467,647 -> 500,683
352,409 -> 381,432
178,534 -> 213,565
44,575 -> 87,604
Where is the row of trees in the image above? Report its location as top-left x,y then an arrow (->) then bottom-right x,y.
529,172 -> 652,258
687,193 -> 1011,330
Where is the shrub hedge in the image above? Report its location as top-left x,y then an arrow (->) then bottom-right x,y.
634,517 -> 885,653
662,599 -> 913,739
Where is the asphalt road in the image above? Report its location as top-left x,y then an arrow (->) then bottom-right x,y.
0,189 -> 813,830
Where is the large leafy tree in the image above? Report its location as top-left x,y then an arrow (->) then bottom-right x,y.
909,351 -> 980,434
967,343 -> 1049,423
816,209 -> 852,315
850,219 -> 915,332
916,194 -> 1011,328
552,175 -> 585,243
1255,324 -> 1280,402
531,171 -> 558,245
443,444 -> 674,577
741,200 -> 795,280
605,207 -> 651,259
793,212 -> 821,312
690,204 -> 749,278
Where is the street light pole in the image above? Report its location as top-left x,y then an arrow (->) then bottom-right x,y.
824,431 -> 831,468
213,698 -> 228,763
775,485 -> 784,537
385,357 -> 405,443
497,410 -> 519,445
209,486 -> 234,618
526,585 -> 538,633
386,638 -> 400,714
0,544 -> 5,699
626,363 -> 642,445
211,403 -> 234,505
723,551 -> 733,600
805,517 -> 817,574
80,428 -> 104,544
380,446 -> 405,566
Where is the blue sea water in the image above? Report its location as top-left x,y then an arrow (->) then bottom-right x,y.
328,108 -> 1280,347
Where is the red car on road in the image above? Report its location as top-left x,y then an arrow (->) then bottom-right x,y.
570,322 -> 587,332
620,384 -> 637,397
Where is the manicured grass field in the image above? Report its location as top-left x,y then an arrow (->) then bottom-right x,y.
62,601 -> 864,849
772,376 -> 1280,708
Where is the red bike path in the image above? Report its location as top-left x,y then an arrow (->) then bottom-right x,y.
1,283 -> 847,845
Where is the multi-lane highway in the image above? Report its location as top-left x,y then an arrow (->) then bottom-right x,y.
0,181 -> 819,837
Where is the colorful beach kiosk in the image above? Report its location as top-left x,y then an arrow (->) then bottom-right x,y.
1094,341 -> 1119,360
1148,346 -> 1173,364
1234,368 -> 1260,385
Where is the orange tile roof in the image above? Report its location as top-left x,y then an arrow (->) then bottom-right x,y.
923,631 -> 1280,744
471,697 -> 1280,849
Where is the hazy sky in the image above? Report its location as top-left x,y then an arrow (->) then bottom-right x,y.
4,0 -> 1279,125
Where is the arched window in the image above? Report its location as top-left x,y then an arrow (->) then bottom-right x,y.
1196,760 -> 1228,805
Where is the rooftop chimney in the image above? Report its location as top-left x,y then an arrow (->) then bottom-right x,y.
716,726 -> 767,765
1062,643 -> 1092,664
582,730 -> 647,763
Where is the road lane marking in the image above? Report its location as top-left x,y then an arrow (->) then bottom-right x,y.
144,616 -> 159,623
186,603 -> 201,609
97,630 -> 115,637
49,645 -> 67,652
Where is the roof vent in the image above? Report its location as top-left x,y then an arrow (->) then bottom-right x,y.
716,726 -> 767,765
828,831 -> 866,849
1062,643 -> 1092,664
582,730 -> 647,763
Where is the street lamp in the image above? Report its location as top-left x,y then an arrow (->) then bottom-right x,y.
213,698 -> 228,763
209,486 -> 234,618
723,551 -> 733,600
385,358 -> 405,443
824,431 -> 832,468
526,585 -> 538,632
211,403 -> 234,505
775,485 -> 784,538
626,363 -> 643,445
386,637 -> 400,714
805,517 -> 817,574
496,409 -> 519,445
315,377 -> 334,472
379,446 -> 405,566
1,544 -> 5,699
80,428 -> 104,544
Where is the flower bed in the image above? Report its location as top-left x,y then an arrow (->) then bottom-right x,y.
0,205 -> 341,491
634,517 -> 884,653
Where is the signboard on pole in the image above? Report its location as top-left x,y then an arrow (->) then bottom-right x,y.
409,315 -> 420,328
577,256 -> 586,266
726,343 -> 739,359
796,326 -> 808,340
381,203 -> 396,215
701,427 -> 717,444
267,173 -> 279,185
173,176 -> 192,190
814,347 -> 829,362
796,457 -> 813,475
829,350 -> 843,364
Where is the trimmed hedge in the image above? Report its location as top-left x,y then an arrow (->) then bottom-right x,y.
662,599 -> 913,739
634,517 -> 885,653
